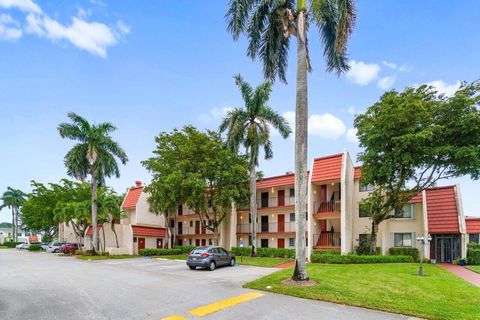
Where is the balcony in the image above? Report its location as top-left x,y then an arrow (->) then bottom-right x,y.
236,222 -> 296,234
177,226 -> 213,237
257,196 -> 295,209
313,232 -> 341,249
313,201 -> 341,219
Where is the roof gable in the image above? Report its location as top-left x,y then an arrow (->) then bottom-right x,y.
122,185 -> 144,209
311,153 -> 343,183
257,173 -> 295,190
426,186 -> 460,234
466,217 -> 480,234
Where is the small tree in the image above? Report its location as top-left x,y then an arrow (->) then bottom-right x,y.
355,81 -> 480,254
143,126 -> 249,246
0,187 -> 26,242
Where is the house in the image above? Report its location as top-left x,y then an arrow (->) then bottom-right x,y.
466,217 -> 480,244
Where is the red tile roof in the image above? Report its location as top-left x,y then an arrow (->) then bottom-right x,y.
354,166 -> 361,179
311,153 -> 343,183
410,192 -> 423,203
425,186 -> 460,234
132,225 -> 166,237
86,225 -> 102,236
257,173 -> 294,189
122,181 -> 143,209
466,218 -> 480,234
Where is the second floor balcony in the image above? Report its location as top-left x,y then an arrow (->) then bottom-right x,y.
314,200 -> 341,214
257,196 -> 295,209
236,222 -> 295,234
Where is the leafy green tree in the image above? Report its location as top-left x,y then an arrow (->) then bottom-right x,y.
226,0 -> 356,281
97,192 -> 124,249
58,112 -> 128,253
355,81 -> 480,254
220,74 -> 291,255
143,126 -> 250,245
0,187 -> 26,242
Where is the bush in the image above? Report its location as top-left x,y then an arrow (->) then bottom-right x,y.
28,244 -> 42,251
467,248 -> 480,265
176,245 -> 195,254
230,247 -> 295,258
311,253 -> 413,264
389,247 -> 419,261
3,241 -> 23,248
354,238 -> 381,255
138,248 -> 183,256
467,242 -> 480,250
313,249 -> 341,255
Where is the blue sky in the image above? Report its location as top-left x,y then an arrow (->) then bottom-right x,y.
0,0 -> 479,222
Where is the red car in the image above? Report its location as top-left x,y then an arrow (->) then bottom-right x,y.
59,243 -> 79,254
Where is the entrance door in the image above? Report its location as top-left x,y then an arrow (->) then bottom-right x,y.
320,220 -> 327,232
156,238 -> 163,248
320,185 -> 327,202
201,239 -> 206,246
277,238 -> 285,248
138,237 -> 145,250
177,222 -> 183,235
438,238 -> 452,263
195,221 -> 200,234
261,216 -> 269,232
278,214 -> 285,232
261,192 -> 269,208
195,239 -> 200,246
278,190 -> 285,206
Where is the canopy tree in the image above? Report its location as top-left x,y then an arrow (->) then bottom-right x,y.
355,81 -> 480,254
0,187 -> 26,242
58,112 -> 128,254
143,126 -> 250,246
226,0 -> 356,281
220,74 -> 291,256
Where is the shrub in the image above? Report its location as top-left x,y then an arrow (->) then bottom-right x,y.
467,248 -> 480,265
389,247 -> 419,261
311,253 -> 413,264
3,241 -> 23,248
354,238 -> 382,255
176,245 -> 195,254
28,244 -> 42,251
467,242 -> 480,250
313,249 -> 341,255
230,247 -> 295,258
230,247 -> 251,256
138,248 -> 183,256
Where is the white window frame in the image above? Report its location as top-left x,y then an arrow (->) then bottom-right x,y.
393,232 -> 414,248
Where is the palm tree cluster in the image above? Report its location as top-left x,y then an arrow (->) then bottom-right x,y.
0,187 -> 26,242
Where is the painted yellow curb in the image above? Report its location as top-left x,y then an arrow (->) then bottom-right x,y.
161,315 -> 188,320
188,292 -> 264,317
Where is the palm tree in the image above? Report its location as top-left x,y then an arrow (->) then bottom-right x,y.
58,112 -> 128,254
226,0 -> 356,281
220,74 -> 291,256
0,187 -> 26,242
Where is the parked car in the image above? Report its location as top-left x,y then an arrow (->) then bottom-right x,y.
16,243 -> 28,249
47,242 -> 65,253
59,243 -> 79,254
186,246 -> 235,271
40,243 -> 49,250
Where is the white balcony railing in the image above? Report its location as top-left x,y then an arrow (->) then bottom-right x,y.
236,222 -> 295,233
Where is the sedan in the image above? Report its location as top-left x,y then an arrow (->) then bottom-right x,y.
59,243 -> 79,254
47,242 -> 66,253
186,246 -> 235,271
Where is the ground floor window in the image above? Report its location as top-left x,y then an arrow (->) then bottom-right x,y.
133,237 -> 137,242
208,239 -> 212,245
189,238 -> 192,245
289,238 -> 294,247
261,239 -> 268,248
394,233 -> 413,247
358,233 -> 370,243
201,239 -> 206,246
470,234 -> 480,243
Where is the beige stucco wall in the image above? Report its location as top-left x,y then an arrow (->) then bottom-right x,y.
135,192 -> 165,227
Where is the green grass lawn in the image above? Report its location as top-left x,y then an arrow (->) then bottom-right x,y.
0,246 -> 10,249
466,265 -> 480,273
155,254 -> 291,267
77,255 -> 141,261
245,263 -> 480,320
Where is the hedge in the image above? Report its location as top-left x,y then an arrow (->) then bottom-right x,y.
230,247 -> 295,258
388,247 -> 419,261
3,241 -> 23,248
311,253 -> 414,264
467,248 -> 480,265
138,248 -> 183,256
28,244 -> 42,251
313,249 -> 341,255
467,242 -> 480,250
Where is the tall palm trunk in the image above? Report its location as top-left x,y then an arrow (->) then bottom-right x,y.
15,207 -> 19,242
249,164 -> 257,256
11,207 -> 16,242
91,176 -> 98,254
292,3 -> 309,281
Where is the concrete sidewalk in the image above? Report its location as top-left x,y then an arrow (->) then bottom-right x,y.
440,263 -> 480,287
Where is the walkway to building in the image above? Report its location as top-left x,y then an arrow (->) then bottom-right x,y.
276,261 -> 295,269
439,263 -> 480,288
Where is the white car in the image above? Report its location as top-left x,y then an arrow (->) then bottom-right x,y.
15,243 -> 25,249
17,243 -> 29,250
46,242 -> 65,253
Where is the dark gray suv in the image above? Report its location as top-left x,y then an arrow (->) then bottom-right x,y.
186,246 -> 235,271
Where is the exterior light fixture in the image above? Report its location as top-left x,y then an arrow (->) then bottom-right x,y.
417,234 -> 432,276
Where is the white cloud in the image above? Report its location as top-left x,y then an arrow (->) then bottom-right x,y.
347,106 -> 355,115
382,60 -> 397,69
346,128 -> 358,144
425,80 -> 461,97
0,13 -> 22,40
0,0 -> 42,14
117,20 -> 130,34
198,106 -> 232,124
308,113 -> 346,139
377,76 -> 396,90
398,64 -> 413,72
346,60 -> 381,86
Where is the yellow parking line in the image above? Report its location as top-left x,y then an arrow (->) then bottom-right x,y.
161,315 -> 188,320
188,292 -> 264,317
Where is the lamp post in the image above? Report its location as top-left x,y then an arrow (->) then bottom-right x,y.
417,234 -> 432,276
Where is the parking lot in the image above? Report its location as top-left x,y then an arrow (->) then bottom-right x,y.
0,250 -> 412,320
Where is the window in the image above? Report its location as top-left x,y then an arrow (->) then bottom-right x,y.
177,205 -> 183,215
189,221 -> 193,227
133,237 -> 137,243
208,239 -> 212,245
189,239 -> 192,245
358,234 -> 370,243
469,234 -> 480,243
177,239 -> 183,246
289,188 -> 295,197
359,180 -> 374,192
248,236 -> 252,246
394,233 -> 413,247
394,204 -> 413,219
289,238 -> 295,247
289,212 -> 295,222
359,207 -> 371,218
261,239 -> 268,248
